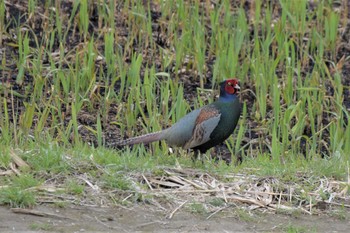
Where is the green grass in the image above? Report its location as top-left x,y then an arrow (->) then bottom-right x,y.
30,222 -> 53,231
239,152 -> 349,180
329,206 -> 348,220
64,180 -> 85,195
0,174 -> 40,207
284,223 -> 317,233
188,202 -> 208,215
0,0 -> 349,210
234,208 -> 256,222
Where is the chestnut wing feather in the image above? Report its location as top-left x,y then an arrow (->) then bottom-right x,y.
183,107 -> 221,149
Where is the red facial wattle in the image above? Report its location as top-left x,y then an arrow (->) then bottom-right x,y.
225,84 -> 235,94
224,79 -> 239,95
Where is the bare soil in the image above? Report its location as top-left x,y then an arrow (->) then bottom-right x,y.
1,205 -> 350,233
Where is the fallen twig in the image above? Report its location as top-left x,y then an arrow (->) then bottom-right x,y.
9,162 -> 21,175
10,149 -> 30,170
206,204 -> 233,220
0,170 -> 14,176
142,174 -> 153,190
11,208 -> 71,219
167,200 -> 188,219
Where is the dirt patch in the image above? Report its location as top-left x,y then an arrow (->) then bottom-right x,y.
1,205 -> 350,232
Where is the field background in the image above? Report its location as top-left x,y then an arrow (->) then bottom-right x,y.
1,0 -> 350,232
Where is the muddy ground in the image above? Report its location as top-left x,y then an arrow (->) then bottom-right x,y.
1,205 -> 350,232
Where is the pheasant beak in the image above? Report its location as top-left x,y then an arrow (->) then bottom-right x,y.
234,83 -> 240,90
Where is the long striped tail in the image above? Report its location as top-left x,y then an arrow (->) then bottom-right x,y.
116,131 -> 164,146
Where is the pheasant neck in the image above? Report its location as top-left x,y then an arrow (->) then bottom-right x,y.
218,93 -> 238,102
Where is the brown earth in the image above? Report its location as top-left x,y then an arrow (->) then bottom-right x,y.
1,205 -> 350,232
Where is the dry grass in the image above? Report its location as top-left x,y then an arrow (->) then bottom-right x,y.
2,152 -> 349,217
